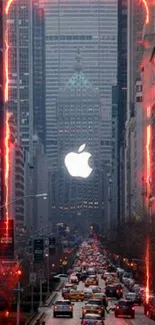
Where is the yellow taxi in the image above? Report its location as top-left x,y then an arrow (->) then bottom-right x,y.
85,277 -> 98,287
82,301 -> 104,317
68,289 -> 84,301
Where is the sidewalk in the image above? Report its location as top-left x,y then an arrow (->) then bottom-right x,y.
26,281 -> 63,325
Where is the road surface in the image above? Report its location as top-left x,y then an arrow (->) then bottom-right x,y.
42,277 -> 155,325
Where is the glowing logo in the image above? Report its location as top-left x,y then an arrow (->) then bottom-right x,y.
64,144 -> 93,178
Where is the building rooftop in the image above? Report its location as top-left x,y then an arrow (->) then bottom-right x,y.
65,71 -> 92,90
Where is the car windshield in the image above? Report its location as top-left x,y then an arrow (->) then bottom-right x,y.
126,294 -> 135,298
55,301 -> 71,305
118,301 -> 133,307
89,275 -> 96,278
86,304 -> 99,308
88,300 -> 102,305
94,294 -> 105,298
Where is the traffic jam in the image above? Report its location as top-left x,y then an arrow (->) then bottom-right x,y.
43,238 -> 155,324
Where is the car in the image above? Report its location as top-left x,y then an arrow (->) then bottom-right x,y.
102,272 -> 111,281
89,285 -> 101,293
93,293 -> 108,308
53,300 -> 74,318
89,275 -> 99,285
70,275 -> 79,284
82,303 -> 104,317
68,289 -> 84,301
81,313 -> 105,324
125,292 -> 142,305
84,288 -> 93,300
62,283 -> 77,299
54,274 -> 68,281
114,299 -> 135,318
87,298 -> 105,317
85,277 -> 97,287
105,276 -> 114,286
98,267 -> 105,274
105,284 -> 122,299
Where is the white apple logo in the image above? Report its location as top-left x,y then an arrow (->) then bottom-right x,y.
64,144 -> 93,178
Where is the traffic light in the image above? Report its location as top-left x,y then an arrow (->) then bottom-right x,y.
33,238 -> 44,263
49,237 -> 56,254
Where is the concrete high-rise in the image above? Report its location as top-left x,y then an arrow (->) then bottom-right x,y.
40,0 -> 117,164
52,61 -> 103,225
124,0 -> 145,219
33,1 -> 46,145
40,0 -> 118,225
5,0 -> 33,153
117,0 -> 127,223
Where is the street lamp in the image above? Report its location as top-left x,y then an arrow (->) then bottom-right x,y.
16,269 -> 22,325
0,193 -> 48,210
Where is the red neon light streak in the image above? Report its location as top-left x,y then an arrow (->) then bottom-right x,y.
142,0 -> 150,24
5,0 -> 14,14
4,0 -> 15,235
146,106 -> 151,188
145,238 -> 150,304
4,112 -> 11,235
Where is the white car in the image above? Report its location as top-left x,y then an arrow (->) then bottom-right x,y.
54,274 -> 68,281
53,300 -> 73,318
84,288 -> 93,299
70,275 -> 79,284
89,285 -> 101,293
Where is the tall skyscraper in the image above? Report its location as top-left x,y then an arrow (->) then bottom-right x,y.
33,1 -> 46,145
6,0 -> 34,153
125,0 -> 145,219
117,0 -> 127,223
41,0 -> 117,162
41,0 -> 118,224
52,59 -> 103,225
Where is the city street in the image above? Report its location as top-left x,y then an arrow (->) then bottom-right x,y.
42,277 -> 155,325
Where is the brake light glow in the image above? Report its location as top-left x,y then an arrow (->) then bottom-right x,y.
54,306 -> 57,310
132,306 -> 135,310
4,310 -> 9,317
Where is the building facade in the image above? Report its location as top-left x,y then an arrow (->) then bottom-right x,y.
33,1 -> 46,145
125,0 -> 145,219
6,115 -> 25,225
25,136 -> 49,233
5,0 -> 33,153
51,63 -> 103,227
40,0 -> 118,226
111,86 -> 118,228
117,0 -> 127,223
40,0 -> 117,164
141,4 -> 155,221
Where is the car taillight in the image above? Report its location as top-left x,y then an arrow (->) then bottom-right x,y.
54,306 -> 57,310
116,306 -> 119,309
4,311 -> 9,318
132,306 -> 135,310
69,306 -> 73,310
83,309 -> 86,313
